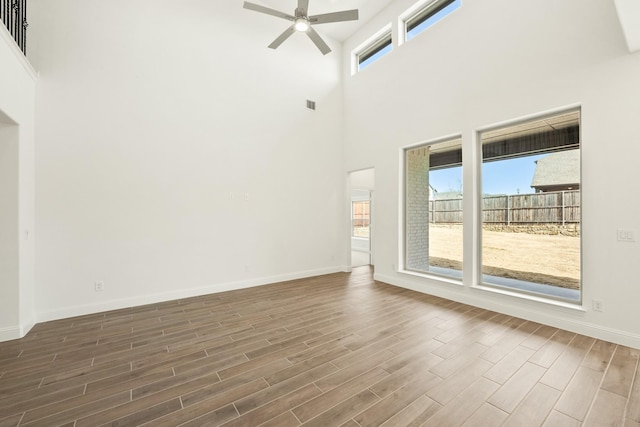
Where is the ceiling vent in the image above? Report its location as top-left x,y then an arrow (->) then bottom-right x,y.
306,100 -> 316,110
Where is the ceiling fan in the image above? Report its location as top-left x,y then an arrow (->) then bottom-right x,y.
243,0 -> 359,55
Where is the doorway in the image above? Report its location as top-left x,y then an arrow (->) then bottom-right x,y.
0,115 -> 20,333
349,168 -> 375,268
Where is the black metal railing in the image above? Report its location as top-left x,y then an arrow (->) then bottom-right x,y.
1,0 -> 27,54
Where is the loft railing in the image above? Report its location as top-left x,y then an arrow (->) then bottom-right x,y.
1,0 -> 27,54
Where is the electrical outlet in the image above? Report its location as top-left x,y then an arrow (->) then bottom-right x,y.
94,281 -> 104,292
592,299 -> 604,312
617,229 -> 636,242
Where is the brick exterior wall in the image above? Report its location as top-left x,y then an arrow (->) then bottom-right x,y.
406,147 -> 430,271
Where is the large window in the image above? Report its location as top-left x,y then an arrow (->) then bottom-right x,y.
402,109 -> 581,305
480,110 -> 581,301
405,137 -> 463,279
352,200 -> 370,238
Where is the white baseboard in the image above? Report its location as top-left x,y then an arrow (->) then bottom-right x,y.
0,325 -> 21,342
0,319 -> 36,342
36,266 -> 344,324
374,272 -> 640,350
20,318 -> 35,337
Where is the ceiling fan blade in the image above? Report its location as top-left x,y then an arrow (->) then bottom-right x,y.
243,2 -> 295,21
306,27 -> 331,55
297,0 -> 309,15
268,25 -> 296,49
310,9 -> 359,24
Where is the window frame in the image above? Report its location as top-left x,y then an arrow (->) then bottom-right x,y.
403,135 -> 464,282
351,200 -> 371,238
352,24 -> 393,74
399,106 -> 583,309
400,0 -> 461,44
476,109 -> 582,304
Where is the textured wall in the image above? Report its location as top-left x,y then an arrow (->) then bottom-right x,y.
406,147 -> 430,271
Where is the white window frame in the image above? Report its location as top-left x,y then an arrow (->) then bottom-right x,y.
399,105 -> 584,310
402,134 -> 464,283
399,0 -> 461,46
351,199 -> 371,238
476,109 -> 582,305
351,24 -> 393,75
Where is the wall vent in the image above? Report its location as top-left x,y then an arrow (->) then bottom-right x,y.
306,100 -> 316,110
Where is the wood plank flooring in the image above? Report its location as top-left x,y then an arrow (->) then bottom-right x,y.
1,266 -> 639,426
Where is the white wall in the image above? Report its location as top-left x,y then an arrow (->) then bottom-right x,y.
343,0 -> 640,347
615,0 -> 640,53
0,123 -> 19,334
19,0 -> 640,348
350,168 -> 375,190
0,26 -> 37,341
29,0 -> 346,321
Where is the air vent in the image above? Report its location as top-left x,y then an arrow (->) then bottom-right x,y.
306,100 -> 316,110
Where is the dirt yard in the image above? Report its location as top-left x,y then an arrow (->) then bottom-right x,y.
429,224 -> 580,289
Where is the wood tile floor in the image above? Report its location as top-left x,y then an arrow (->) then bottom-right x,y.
1,266 -> 639,426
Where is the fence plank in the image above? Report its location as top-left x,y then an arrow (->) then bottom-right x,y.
428,190 -> 579,224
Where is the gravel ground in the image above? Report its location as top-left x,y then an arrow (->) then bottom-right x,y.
428,224 -> 580,289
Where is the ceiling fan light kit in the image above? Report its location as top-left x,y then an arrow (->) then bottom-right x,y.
243,0 -> 359,55
294,18 -> 310,32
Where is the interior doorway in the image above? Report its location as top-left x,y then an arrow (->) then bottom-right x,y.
349,168 -> 375,267
0,112 -> 20,333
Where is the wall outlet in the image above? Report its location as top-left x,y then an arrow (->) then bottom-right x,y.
94,281 -> 104,292
617,229 -> 636,242
592,299 -> 604,312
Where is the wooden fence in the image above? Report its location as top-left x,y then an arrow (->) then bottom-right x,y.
428,190 -> 580,225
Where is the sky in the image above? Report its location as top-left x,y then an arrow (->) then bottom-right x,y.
430,154 -> 545,196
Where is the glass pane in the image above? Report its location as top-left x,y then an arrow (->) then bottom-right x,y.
406,138 -> 463,279
358,42 -> 392,71
480,111 -> 581,302
406,0 -> 461,41
352,201 -> 370,238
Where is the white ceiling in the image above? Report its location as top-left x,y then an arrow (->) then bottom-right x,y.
256,0 -> 396,41
252,0 -> 640,52
614,0 -> 640,53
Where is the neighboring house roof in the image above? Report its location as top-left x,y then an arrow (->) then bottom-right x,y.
531,150 -> 580,190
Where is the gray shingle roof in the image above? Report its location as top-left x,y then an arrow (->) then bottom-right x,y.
531,150 -> 580,189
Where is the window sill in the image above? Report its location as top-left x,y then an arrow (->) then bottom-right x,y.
398,268 -> 585,314
399,268 -> 464,287
472,283 -> 586,313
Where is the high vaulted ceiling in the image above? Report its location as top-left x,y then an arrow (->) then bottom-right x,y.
253,0 -> 640,53
256,0 -> 395,41
614,0 -> 640,52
